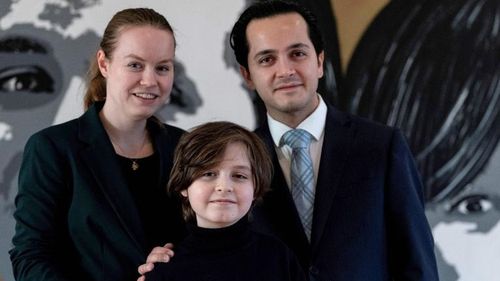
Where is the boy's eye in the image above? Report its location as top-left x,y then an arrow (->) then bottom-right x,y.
202,171 -> 216,177
233,173 -> 249,180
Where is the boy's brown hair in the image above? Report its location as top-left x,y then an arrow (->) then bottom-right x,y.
168,121 -> 273,221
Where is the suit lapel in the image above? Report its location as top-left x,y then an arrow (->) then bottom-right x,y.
77,104 -> 146,254
255,126 -> 310,258
310,106 -> 354,253
255,106 -> 356,261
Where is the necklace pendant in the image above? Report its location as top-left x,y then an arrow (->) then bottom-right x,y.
131,160 -> 139,171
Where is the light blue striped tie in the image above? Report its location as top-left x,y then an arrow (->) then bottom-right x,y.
280,129 -> 315,240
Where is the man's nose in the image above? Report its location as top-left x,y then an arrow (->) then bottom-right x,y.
276,58 -> 296,78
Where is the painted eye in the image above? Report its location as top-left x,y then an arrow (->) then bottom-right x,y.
450,194 -> 493,215
0,65 -> 54,92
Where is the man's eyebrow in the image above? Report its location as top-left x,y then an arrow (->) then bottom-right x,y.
287,43 -> 311,50
253,49 -> 276,60
252,42 -> 312,59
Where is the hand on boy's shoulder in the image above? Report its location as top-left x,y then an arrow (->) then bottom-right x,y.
137,243 -> 175,281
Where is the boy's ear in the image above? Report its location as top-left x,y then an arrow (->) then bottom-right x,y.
180,190 -> 188,197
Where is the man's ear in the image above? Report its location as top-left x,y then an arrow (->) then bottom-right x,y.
239,65 -> 255,90
317,50 -> 325,79
97,49 -> 109,78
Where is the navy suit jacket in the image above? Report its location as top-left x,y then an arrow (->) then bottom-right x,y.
10,103 -> 186,281
252,105 -> 438,281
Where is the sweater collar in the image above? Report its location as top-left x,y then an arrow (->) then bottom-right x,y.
182,217 -> 251,253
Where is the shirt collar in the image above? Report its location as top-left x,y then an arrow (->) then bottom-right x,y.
268,94 -> 327,147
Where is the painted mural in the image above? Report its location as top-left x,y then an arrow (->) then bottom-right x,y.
296,0 -> 500,280
0,0 -> 498,280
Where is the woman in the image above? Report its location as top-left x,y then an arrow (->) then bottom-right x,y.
10,8 -> 185,281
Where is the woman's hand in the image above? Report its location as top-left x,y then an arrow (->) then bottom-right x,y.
137,243 -> 175,281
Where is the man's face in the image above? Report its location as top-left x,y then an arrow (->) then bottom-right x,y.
240,12 -> 324,126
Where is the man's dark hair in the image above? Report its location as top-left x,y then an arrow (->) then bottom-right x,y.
230,0 -> 324,69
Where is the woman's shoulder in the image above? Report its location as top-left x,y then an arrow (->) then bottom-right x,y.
149,119 -> 185,140
163,123 -> 186,138
27,118 -> 80,145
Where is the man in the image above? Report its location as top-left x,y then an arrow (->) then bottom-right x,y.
139,1 -> 438,280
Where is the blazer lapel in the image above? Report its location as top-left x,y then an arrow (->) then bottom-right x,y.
152,123 -> 174,194
255,126 -> 310,262
310,106 -> 354,253
78,104 -> 146,254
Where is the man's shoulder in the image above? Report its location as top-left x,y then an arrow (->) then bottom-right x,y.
330,105 -> 390,127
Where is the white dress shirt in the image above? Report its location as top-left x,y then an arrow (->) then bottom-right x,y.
267,94 -> 327,191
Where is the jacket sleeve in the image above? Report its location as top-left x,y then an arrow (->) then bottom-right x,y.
386,129 -> 439,281
9,132 -> 78,281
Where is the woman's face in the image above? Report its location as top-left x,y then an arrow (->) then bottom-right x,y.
98,25 -> 175,122
426,144 -> 500,280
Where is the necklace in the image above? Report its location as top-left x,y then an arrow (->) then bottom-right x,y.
131,159 -> 140,171
110,131 -> 148,171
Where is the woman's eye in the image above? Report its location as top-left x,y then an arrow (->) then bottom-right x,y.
128,62 -> 142,69
156,65 -> 171,72
450,194 -> 493,215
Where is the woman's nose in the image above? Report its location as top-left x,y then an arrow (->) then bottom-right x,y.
140,68 -> 157,86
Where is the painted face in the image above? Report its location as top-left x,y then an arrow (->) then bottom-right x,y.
97,25 -> 175,122
426,144 -> 500,279
181,142 -> 255,229
241,12 -> 324,126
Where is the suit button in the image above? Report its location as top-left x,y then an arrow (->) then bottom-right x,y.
309,266 -> 319,275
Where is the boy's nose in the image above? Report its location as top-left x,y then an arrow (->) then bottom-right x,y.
215,177 -> 233,192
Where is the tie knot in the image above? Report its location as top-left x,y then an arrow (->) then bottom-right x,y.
280,129 -> 313,149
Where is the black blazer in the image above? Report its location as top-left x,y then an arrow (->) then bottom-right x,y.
10,103 -> 186,281
252,105 -> 439,281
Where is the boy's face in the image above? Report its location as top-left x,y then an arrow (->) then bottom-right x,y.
240,12 -> 324,126
181,142 -> 254,228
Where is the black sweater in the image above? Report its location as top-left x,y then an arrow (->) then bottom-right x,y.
146,217 -> 306,281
